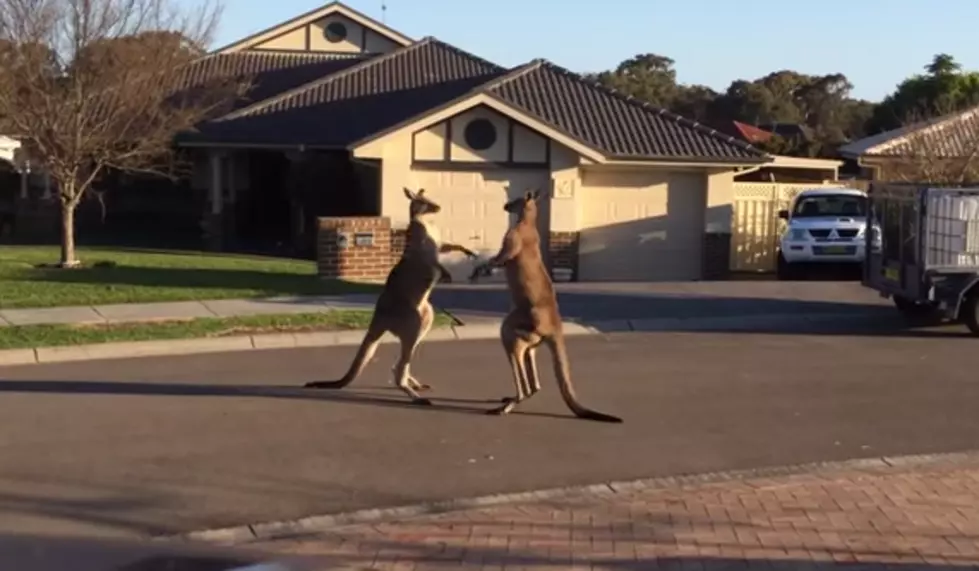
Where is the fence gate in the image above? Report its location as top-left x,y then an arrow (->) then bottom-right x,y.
731,182 -> 845,272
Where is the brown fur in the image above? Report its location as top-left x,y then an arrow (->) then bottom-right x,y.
470,189 -> 623,423
305,188 -> 477,404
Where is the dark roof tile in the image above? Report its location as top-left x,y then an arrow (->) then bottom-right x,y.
186,38 -> 504,146
177,50 -> 370,113
488,61 -> 765,161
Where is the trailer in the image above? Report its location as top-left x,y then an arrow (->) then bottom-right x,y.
863,182 -> 979,334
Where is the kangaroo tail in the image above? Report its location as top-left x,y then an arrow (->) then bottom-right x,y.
305,322 -> 385,389
545,333 -> 623,423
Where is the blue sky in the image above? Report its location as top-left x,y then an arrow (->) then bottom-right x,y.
210,0 -> 979,102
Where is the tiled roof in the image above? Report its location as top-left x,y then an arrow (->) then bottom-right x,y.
839,105 -> 979,158
485,61 -> 766,161
730,121 -> 774,144
177,50 -> 369,113
185,38 -> 505,146
181,38 -> 765,162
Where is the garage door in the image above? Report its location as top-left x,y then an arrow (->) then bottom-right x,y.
577,170 -> 706,281
410,168 -> 550,281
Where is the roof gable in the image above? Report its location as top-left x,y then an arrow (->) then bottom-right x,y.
213,1 -> 412,54
487,61 -> 766,162
839,105 -> 979,159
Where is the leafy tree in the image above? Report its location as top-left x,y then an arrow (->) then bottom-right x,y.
869,54 -> 979,133
0,0 -> 248,267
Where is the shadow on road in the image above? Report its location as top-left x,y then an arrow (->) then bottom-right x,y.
0,380 -> 582,421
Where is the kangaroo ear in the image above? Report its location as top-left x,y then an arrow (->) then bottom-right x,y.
524,190 -> 534,201
417,188 -> 426,196
532,188 -> 542,201
403,187 -> 417,200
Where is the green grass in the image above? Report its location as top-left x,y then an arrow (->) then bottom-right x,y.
0,311 -> 453,350
0,246 -> 380,309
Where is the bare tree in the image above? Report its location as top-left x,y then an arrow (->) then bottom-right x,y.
886,100 -> 979,185
0,0 -> 249,266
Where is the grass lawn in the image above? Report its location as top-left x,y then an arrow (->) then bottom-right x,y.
0,311 -> 453,350
0,246 -> 380,309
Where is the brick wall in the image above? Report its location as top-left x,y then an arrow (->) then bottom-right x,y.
317,216 -> 394,281
390,228 -> 408,265
549,231 -> 579,281
702,232 -> 732,280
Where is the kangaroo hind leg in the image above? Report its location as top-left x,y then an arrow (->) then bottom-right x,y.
392,303 -> 435,392
391,305 -> 434,405
489,315 -> 539,415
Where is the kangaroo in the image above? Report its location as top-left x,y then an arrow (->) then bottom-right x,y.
304,188 -> 478,404
469,189 -> 623,423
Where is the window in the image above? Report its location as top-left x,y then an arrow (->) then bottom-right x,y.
792,194 -> 867,218
324,21 -> 348,43
463,118 -> 497,151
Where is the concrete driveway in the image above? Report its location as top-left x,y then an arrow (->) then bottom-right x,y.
0,316 -> 976,540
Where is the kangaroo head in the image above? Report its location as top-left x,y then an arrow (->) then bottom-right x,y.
403,187 -> 441,219
503,188 -> 542,220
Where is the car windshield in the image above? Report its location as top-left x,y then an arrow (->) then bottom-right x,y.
792,194 -> 867,218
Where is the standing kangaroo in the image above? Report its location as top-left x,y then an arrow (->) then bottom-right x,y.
470,189 -> 623,423
305,188 -> 478,404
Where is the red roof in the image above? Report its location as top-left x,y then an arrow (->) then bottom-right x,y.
730,121 -> 774,144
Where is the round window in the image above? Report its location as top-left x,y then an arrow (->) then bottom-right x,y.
324,21 -> 348,43
463,118 -> 497,151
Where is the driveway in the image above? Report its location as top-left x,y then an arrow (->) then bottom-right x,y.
0,318 -> 975,540
432,280 -> 892,322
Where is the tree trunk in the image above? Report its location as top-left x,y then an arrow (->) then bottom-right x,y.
60,201 -> 79,268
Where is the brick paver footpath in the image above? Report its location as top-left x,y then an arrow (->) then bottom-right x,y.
253,458 -> 979,570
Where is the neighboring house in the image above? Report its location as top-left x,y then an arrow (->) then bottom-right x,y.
723,121 -> 775,145
838,105 -> 979,182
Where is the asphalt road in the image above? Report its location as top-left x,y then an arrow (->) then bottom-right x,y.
434,280 -> 893,321
1,319 -> 978,540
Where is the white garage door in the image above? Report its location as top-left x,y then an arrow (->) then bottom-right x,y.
577,170 -> 706,281
410,168 -> 550,281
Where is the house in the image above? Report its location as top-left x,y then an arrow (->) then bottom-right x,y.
170,1 -> 783,282
838,105 -> 979,182
7,1 -> 782,281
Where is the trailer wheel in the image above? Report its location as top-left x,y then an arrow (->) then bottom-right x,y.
962,292 -> 979,335
893,296 -> 943,325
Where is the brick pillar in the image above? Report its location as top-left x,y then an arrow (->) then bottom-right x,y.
702,231 -> 732,280
317,216 -> 393,281
548,231 -> 579,282
390,228 -> 408,265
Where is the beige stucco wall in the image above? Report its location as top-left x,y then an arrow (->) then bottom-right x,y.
249,14 -> 400,53
704,168 -> 734,234
410,106 -> 549,164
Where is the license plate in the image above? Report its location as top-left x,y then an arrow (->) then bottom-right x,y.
884,267 -> 899,281
822,246 -> 847,254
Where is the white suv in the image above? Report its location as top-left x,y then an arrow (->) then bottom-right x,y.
776,187 -> 879,280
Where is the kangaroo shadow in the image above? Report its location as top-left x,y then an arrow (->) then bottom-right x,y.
0,380 -> 580,421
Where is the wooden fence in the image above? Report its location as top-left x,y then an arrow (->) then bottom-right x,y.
730,182 -> 847,272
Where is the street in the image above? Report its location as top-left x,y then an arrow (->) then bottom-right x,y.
1,317 -> 978,541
